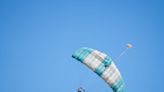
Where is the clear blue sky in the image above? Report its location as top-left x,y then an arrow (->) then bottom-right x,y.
0,0 -> 164,92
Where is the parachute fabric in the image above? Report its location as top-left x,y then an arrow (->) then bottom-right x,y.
72,47 -> 124,92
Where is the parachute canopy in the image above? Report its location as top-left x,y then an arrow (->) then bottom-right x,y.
72,47 -> 124,92
126,44 -> 133,48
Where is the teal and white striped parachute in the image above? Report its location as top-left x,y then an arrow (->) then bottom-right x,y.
72,47 -> 124,92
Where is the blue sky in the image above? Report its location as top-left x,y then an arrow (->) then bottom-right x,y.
0,0 -> 164,92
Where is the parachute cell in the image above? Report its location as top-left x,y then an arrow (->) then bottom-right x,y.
72,47 -> 124,92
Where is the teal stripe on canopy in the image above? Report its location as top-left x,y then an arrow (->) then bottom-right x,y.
95,56 -> 112,76
116,84 -> 124,92
95,63 -> 105,76
103,56 -> 112,67
111,78 -> 124,92
72,47 -> 93,62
